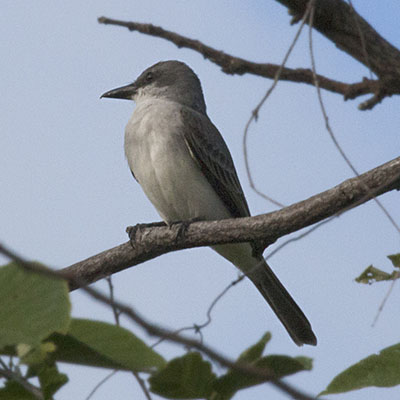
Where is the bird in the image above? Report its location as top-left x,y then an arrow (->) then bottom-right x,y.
101,60 -> 317,346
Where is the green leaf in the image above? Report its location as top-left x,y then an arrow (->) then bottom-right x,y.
355,265 -> 396,284
0,263 -> 70,348
211,333 -> 312,399
255,355 -> 312,377
213,355 -> 312,399
26,360 -> 68,400
49,332 -> 124,370
38,364 -> 68,400
51,319 -> 165,372
149,352 -> 216,399
0,381 -> 39,400
388,253 -> 400,268
237,332 -> 271,363
356,254 -> 400,284
321,343 -> 400,394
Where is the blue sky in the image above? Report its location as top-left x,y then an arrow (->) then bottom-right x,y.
1,1 -> 400,399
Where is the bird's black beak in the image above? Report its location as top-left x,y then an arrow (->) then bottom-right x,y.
100,82 -> 137,100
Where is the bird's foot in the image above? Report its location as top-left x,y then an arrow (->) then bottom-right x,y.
126,221 -> 167,248
169,217 -> 202,243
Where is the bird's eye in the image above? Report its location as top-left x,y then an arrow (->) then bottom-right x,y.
145,72 -> 154,82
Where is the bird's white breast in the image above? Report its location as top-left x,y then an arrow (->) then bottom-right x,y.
124,98 -> 230,223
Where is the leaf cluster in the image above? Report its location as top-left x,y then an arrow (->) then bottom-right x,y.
1,262 -> 400,399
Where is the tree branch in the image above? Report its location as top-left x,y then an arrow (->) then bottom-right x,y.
275,0 -> 400,108
98,0 -> 400,109
277,0 -> 400,77
62,156 -> 400,291
97,17 -> 378,102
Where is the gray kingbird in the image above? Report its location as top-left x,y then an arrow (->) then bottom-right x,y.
101,60 -> 316,346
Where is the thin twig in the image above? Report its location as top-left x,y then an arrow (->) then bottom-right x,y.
201,275 -> 245,329
267,165 -> 400,262
266,218 -> 333,261
133,371 -> 153,400
151,275 -> 244,348
347,0 -> 374,80
106,276 -> 121,325
84,277 -> 122,399
0,366 -> 44,400
85,371 -> 117,400
0,358 -> 9,371
243,0 -> 314,208
106,276 -> 153,399
371,270 -> 400,327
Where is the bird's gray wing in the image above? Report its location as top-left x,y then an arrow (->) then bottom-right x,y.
180,107 -> 250,219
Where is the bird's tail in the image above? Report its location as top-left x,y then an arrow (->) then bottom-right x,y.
213,243 -> 317,346
248,258 -> 317,346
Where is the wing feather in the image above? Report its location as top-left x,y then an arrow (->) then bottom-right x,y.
180,108 -> 250,219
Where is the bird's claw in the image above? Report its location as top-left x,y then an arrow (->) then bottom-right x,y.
126,221 -> 167,248
170,217 -> 202,243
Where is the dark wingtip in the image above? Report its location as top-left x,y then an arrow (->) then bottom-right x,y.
302,332 -> 318,346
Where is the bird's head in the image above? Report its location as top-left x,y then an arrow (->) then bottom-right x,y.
101,60 -> 206,113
